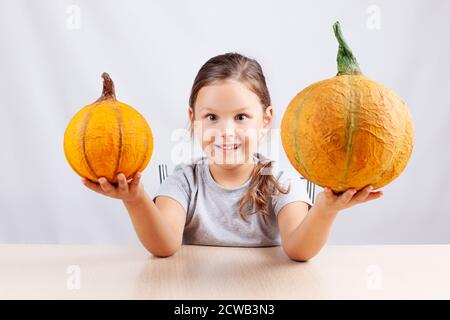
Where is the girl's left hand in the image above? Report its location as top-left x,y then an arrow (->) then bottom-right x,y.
314,185 -> 384,216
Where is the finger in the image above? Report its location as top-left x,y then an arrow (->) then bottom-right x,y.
131,171 -> 141,184
323,187 -> 336,199
365,191 -> 384,201
352,185 -> 373,202
338,188 -> 357,205
129,172 -> 142,193
117,173 -> 129,194
81,178 -> 104,194
98,177 -> 115,194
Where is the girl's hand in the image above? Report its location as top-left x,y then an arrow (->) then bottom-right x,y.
81,172 -> 144,204
314,185 -> 384,217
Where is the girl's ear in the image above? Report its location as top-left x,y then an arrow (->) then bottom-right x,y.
259,106 -> 273,140
188,107 -> 194,121
263,106 -> 274,128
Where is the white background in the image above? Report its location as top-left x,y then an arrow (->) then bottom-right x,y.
1,0 -> 449,245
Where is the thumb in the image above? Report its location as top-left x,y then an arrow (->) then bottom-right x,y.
129,172 -> 142,192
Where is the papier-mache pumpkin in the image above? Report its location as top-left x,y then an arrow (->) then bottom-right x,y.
64,73 -> 153,184
281,22 -> 414,193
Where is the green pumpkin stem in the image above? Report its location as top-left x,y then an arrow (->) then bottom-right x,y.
333,21 -> 362,76
97,72 -> 116,101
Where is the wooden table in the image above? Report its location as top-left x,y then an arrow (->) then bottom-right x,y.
1,244 -> 449,299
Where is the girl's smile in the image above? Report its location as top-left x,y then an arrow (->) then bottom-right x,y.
215,143 -> 241,151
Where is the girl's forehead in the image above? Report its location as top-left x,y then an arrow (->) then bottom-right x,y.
195,81 -> 263,113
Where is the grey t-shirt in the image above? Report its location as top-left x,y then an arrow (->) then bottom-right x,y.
152,154 -> 313,247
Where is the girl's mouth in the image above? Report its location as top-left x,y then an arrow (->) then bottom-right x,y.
215,144 -> 241,152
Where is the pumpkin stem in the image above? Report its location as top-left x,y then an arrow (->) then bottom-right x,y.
333,21 -> 362,76
97,72 -> 116,101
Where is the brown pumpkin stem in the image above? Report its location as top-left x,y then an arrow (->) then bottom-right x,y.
96,72 -> 116,101
333,21 -> 362,76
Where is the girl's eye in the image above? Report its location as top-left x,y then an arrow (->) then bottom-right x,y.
236,114 -> 248,121
206,114 -> 217,121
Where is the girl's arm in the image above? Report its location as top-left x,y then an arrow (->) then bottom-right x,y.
124,192 -> 186,257
278,185 -> 383,262
82,173 -> 186,257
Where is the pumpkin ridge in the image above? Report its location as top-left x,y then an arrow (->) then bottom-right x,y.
293,100 -> 309,178
372,95 -> 411,188
281,95 -> 302,176
81,107 -> 99,180
63,125 -> 81,179
290,82 -> 325,179
136,112 -> 151,173
342,76 -> 361,186
112,101 -> 124,180
64,119 -> 91,181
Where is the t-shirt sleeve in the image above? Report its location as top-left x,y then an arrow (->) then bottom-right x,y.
272,169 -> 314,216
152,163 -> 192,212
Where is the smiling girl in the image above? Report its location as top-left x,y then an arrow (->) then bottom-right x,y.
82,52 -> 383,261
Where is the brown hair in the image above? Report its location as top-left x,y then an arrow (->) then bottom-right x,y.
188,52 -> 290,221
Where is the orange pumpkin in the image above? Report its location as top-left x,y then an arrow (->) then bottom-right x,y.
281,22 -> 414,193
64,73 -> 153,184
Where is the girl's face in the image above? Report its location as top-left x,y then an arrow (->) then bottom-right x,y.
190,80 -> 273,168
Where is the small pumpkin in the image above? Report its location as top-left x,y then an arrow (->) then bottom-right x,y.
64,73 -> 153,184
281,22 -> 414,193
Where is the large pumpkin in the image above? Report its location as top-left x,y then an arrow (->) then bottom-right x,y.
64,73 -> 153,184
281,22 -> 414,193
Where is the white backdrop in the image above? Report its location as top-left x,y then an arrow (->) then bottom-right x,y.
1,0 -> 449,245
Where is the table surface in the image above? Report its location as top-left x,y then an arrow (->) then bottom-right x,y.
1,244 -> 449,299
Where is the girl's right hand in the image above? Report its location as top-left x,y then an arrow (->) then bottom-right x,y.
81,172 -> 144,204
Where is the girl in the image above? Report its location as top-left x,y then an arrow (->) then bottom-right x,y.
82,52 -> 383,261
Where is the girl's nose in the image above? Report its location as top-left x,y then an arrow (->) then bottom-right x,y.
219,119 -> 237,138
220,128 -> 236,141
